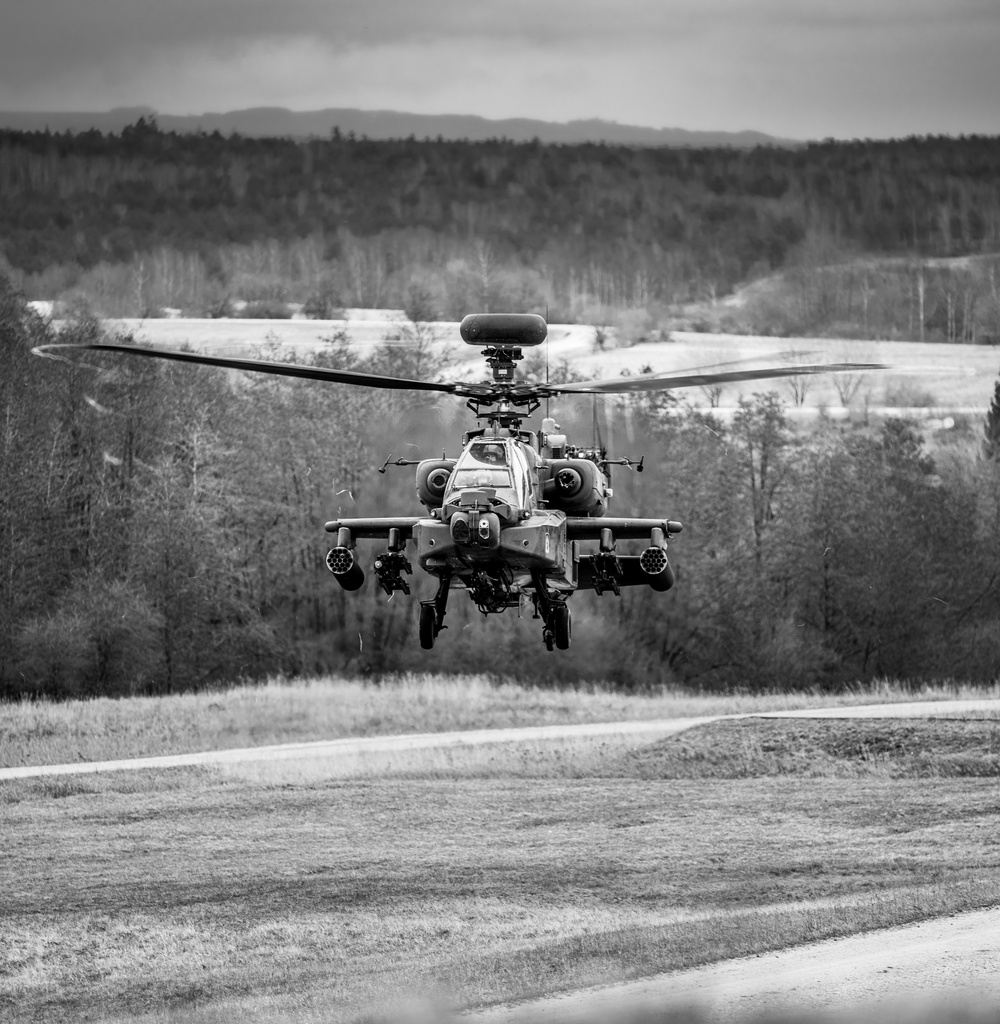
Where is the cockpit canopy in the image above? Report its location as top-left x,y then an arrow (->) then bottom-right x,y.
445,439 -> 535,510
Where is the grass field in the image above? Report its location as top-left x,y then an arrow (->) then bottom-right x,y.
560,330 -> 1000,411
3,675 -> 999,769
2,688 -> 1000,1024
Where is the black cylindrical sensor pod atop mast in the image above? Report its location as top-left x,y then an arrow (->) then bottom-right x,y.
460,313 -> 547,348
460,313 -> 548,383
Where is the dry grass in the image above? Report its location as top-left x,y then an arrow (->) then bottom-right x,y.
2,716 -> 1000,1024
3,675 -> 997,769
614,718 -> 1000,779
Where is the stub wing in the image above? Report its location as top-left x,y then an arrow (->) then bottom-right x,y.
566,517 -> 682,593
565,517 -> 683,541
325,517 -> 424,539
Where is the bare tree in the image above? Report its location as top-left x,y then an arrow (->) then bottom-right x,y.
782,348 -> 813,407
831,344 -> 875,407
732,393 -> 791,565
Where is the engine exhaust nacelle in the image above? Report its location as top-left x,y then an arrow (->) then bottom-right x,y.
543,459 -> 608,517
325,546 -> 365,590
415,459 -> 456,508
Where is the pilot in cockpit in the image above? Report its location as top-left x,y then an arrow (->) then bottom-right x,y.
475,442 -> 507,465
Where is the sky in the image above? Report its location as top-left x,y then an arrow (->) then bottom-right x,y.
2,0 -> 999,140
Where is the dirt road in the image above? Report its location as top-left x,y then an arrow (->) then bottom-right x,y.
471,907 -> 1000,1022
0,716 -> 721,780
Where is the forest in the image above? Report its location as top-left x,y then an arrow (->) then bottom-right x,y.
4,124 -> 1000,697
1,123 -> 1000,340
4,271 -> 1000,699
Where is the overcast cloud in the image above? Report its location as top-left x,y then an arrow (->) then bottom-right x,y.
2,0 -> 998,138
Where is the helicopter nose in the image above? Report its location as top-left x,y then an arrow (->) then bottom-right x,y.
451,514 -> 471,545
477,512 -> 501,548
449,510 -> 500,548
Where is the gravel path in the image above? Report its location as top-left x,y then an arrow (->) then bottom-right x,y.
762,699 -> 1000,719
471,907 -> 1000,1022
0,717 -> 720,780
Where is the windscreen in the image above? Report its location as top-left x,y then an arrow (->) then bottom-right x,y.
450,442 -> 512,490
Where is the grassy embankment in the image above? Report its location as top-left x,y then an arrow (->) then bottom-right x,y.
3,674 -> 998,768
1,677 -> 999,1023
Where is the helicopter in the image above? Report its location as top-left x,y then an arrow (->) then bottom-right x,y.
35,312 -> 884,651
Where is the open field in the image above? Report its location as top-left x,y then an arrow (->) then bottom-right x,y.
3,710 -> 1000,1024
559,330 -> 1000,415
96,316 -> 1000,412
4,676 -> 999,769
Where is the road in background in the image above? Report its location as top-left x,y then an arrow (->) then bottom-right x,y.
4,699 -> 996,780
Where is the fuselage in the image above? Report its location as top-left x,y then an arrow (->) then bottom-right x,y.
324,418 -> 680,650
416,434 -> 576,591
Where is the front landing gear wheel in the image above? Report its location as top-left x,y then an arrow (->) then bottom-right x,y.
543,628 -> 555,652
553,603 -> 571,650
419,603 -> 436,649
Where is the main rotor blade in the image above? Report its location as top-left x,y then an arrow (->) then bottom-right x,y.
634,349 -> 820,376
33,342 -> 888,404
33,342 -> 466,394
541,361 -> 888,395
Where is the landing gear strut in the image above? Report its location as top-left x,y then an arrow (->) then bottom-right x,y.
419,571 -> 451,649
551,602 -> 571,650
531,570 -> 572,651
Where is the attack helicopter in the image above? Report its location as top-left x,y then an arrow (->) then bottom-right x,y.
35,312 -> 883,651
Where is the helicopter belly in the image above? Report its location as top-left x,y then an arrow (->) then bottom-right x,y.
499,514 -> 572,578
412,514 -> 573,585
411,522 -> 461,569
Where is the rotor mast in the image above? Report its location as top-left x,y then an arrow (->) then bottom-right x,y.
460,313 -> 547,434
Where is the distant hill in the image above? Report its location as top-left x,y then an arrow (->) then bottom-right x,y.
0,105 -> 799,147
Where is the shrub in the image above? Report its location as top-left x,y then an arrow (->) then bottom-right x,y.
238,299 -> 292,319
883,378 -> 938,407
303,293 -> 345,319
204,295 -> 236,318
14,576 -> 163,698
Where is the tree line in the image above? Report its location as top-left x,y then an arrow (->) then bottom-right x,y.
2,124 -> 1000,338
4,273 -> 1000,698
